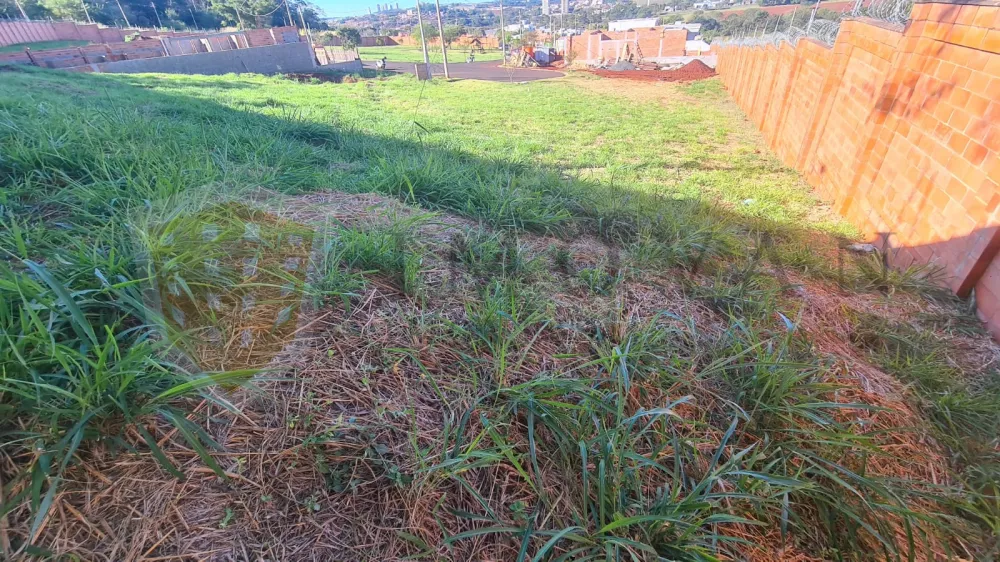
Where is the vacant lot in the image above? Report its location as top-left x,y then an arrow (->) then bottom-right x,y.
359,44 -> 504,63
0,67 -> 997,561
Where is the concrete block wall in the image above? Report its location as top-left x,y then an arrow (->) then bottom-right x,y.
715,0 -> 1000,337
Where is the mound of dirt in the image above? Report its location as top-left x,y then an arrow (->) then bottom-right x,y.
589,59 -> 716,82
281,72 -> 358,84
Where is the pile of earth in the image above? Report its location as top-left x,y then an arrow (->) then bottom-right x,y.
589,59 -> 716,82
280,72 -> 359,84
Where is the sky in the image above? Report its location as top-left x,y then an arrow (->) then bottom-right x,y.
315,0 -> 493,18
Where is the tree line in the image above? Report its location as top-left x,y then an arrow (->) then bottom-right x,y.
0,0 -> 328,32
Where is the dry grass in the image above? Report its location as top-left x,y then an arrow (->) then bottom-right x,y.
5,190 -> 995,561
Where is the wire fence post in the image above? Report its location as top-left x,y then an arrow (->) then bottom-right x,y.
806,0 -> 822,36
13,0 -> 27,20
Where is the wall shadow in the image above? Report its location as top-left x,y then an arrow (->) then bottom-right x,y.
1,66 -> 989,328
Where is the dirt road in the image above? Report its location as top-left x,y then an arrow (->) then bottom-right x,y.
363,60 -> 564,82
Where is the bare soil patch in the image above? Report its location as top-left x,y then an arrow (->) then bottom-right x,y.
280,72 -> 359,84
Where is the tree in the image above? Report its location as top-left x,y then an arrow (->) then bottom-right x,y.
518,29 -> 539,47
719,8 -> 770,36
207,0 -> 265,28
690,12 -> 721,33
0,0 -> 321,31
1,0 -> 45,20
442,24 -> 465,46
412,22 -> 437,42
292,1 -> 328,30
39,0 -> 89,21
334,26 -> 361,51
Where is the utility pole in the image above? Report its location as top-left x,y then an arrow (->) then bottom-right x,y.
151,1 -> 163,28
285,0 -> 294,30
498,0 -> 505,53
233,2 -> 244,29
115,0 -> 131,27
13,0 -> 27,20
81,0 -> 93,23
433,0 -> 449,78
188,5 -> 199,29
415,0 -> 430,65
298,6 -> 312,45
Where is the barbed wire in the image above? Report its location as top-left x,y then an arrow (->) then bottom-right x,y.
715,0 -> 911,48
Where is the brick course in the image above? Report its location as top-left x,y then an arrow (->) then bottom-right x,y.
565,27 -> 692,63
716,0 -> 1000,338
0,26 -> 302,70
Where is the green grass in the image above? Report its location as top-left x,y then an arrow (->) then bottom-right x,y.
0,67 -> 995,560
5,67 -> 840,237
358,44 -> 504,63
850,311 -> 1000,545
0,40 -> 89,53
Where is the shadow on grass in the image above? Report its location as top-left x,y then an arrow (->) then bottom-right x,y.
2,66 -> 987,300
2,65 -> 997,560
0,67 -> 795,243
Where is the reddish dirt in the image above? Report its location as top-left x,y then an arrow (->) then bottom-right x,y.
588,59 -> 716,83
281,72 -> 358,84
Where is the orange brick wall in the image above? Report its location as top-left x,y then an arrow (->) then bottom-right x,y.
0,21 -> 59,47
75,24 -> 113,44
0,21 -> 285,49
0,27 -> 302,69
566,27 -> 688,62
716,1 -> 1000,338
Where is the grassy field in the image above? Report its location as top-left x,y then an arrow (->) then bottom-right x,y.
359,44 -> 504,63
0,39 -> 89,53
0,66 -> 998,561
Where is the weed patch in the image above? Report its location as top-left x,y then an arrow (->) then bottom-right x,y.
449,227 -> 538,280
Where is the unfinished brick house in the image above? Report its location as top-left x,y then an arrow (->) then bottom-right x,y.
563,26 -> 700,63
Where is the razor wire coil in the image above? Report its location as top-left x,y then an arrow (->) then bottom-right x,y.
714,0 -> 912,49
